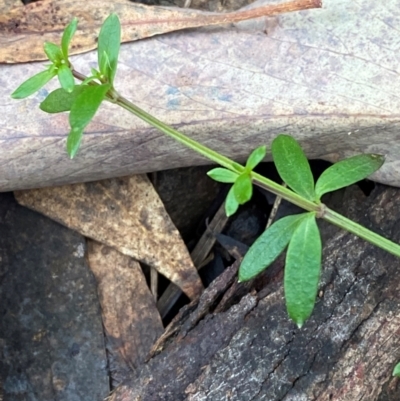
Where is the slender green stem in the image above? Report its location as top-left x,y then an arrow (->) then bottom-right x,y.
113,91 -> 400,257
114,92 -> 321,213
70,71 -> 400,258
116,93 -> 241,172
323,207 -> 400,257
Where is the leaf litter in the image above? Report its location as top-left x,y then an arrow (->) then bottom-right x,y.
0,0 -> 321,63
14,174 -> 204,301
87,240 -> 163,383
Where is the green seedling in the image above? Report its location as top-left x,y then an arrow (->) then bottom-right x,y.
11,14 -> 400,327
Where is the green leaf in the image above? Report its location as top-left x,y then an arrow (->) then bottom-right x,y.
67,84 -> 110,158
97,13 -> 121,84
61,17 -> 78,59
44,42 -> 63,63
207,168 -> 239,183
57,64 -> 75,93
40,85 -> 87,113
284,212 -> 321,328
315,154 -> 385,200
225,185 -> 239,217
11,68 -> 57,99
393,362 -> 400,377
239,213 -> 307,282
233,173 -> 252,204
246,145 -> 267,171
272,135 -> 316,201
99,50 -> 111,80
67,127 -> 85,160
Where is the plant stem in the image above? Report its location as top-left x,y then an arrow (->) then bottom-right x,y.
70,71 -> 400,258
116,93 -> 400,257
115,92 -> 321,213
323,207 -> 400,258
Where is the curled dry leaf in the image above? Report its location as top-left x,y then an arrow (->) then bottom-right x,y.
15,175 -> 204,300
0,0 -> 321,63
87,240 -> 163,381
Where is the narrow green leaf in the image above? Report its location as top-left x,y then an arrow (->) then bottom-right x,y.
207,168 -> 239,183
246,145 -> 267,171
57,64 -> 75,93
233,173 -> 252,204
393,362 -> 400,377
11,69 -> 57,99
44,42 -> 62,63
284,212 -> 321,328
97,14 -> 121,83
67,127 -> 85,160
90,67 -> 100,77
40,85 -> 86,113
239,213 -> 307,282
225,186 -> 239,217
61,17 -> 78,59
67,84 -> 110,158
99,50 -> 111,81
272,135 -> 316,201
315,154 -> 385,200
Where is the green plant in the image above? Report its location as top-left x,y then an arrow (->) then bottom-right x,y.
11,15 -> 400,327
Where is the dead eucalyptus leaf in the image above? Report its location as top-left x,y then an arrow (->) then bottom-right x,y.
0,0 -> 19,14
87,240 -> 163,381
0,0 -> 321,63
15,175 -> 204,300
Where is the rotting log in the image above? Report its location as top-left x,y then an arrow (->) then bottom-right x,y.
108,184 -> 400,401
2,0 -> 400,191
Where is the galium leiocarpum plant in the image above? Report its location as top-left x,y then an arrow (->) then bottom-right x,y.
12,15 -> 400,328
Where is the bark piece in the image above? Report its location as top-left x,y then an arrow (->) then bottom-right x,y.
0,0 -> 320,63
15,175 -> 203,300
150,261 -> 240,359
87,240 -> 164,384
3,0 -> 400,191
112,291 -> 258,400
107,185 -> 400,400
0,192 -> 109,401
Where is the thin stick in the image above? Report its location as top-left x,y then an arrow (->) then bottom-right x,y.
266,183 -> 286,229
150,267 -> 158,301
157,200 -> 229,319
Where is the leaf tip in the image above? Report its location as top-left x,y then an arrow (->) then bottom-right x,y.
237,272 -> 246,283
225,210 -> 234,218
296,320 -> 304,329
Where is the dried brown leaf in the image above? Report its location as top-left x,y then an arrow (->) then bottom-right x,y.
0,0 -> 321,63
0,0 -> 19,14
87,240 -> 163,378
15,175 -> 204,300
